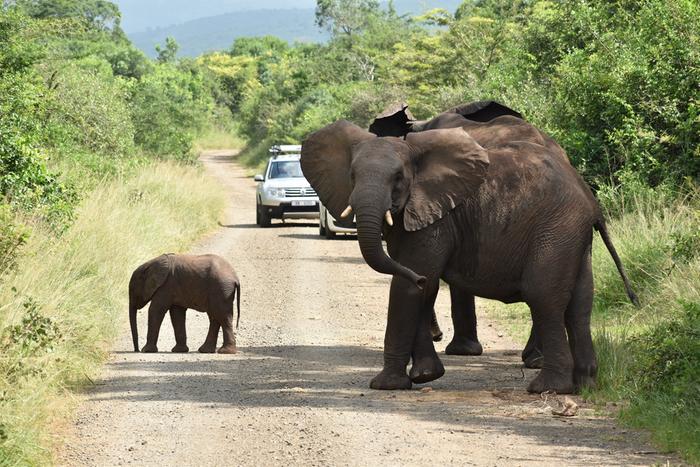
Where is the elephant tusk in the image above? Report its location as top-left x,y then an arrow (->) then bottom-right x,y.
341,205 -> 353,218
385,210 -> 394,227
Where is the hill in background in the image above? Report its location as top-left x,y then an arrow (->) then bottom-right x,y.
116,0 -> 463,57
129,8 -> 326,57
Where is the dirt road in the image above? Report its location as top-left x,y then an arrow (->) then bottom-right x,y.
59,151 -> 671,466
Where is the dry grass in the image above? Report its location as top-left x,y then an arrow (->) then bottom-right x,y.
0,161 -> 225,466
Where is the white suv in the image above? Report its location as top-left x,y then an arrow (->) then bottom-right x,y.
255,146 -> 319,227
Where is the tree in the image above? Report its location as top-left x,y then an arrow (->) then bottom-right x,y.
315,0 -> 380,37
156,36 -> 179,64
9,0 -> 123,33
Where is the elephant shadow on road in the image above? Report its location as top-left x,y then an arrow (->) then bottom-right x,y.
88,345 -> 645,460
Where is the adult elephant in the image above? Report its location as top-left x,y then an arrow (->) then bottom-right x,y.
369,101 -> 568,366
301,114 -> 637,393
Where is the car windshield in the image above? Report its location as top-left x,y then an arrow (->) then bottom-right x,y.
269,160 -> 304,179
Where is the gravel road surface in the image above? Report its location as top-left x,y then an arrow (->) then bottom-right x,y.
58,150 -> 673,466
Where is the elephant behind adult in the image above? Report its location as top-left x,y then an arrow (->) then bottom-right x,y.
129,253 -> 241,354
301,117 -> 637,394
369,102 -> 558,364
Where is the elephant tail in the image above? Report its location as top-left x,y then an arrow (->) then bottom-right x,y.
235,282 -> 241,329
594,220 -> 640,307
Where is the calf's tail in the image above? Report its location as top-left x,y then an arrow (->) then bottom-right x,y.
235,282 -> 241,329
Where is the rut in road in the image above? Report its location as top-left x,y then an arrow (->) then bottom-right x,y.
59,150 -> 670,466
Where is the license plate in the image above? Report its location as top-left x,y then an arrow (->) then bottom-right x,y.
291,200 -> 316,206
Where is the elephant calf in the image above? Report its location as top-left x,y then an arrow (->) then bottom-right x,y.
128,253 -> 241,354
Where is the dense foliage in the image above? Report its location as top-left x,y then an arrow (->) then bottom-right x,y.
0,2 -> 223,273
201,0 -> 699,188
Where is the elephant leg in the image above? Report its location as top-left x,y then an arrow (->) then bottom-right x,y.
198,317 -> 220,353
169,306 -> 189,353
217,302 -> 237,354
565,245 -> 596,391
142,299 -> 169,353
369,276 -> 425,390
521,323 -> 543,368
409,286 -> 445,384
430,308 -> 443,342
445,286 -> 483,356
525,294 -> 575,394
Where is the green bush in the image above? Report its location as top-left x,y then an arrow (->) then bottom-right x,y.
44,61 -> 136,158
624,301 -> 700,461
130,63 -> 214,160
0,205 -> 28,277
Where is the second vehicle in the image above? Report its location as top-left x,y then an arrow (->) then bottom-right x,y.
255,145 -> 319,227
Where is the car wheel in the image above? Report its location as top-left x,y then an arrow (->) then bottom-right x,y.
324,211 -> 336,239
257,202 -> 271,227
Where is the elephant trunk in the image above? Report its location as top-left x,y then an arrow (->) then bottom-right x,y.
355,207 -> 426,289
129,297 -> 139,352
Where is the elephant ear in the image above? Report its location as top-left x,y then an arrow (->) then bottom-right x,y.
369,103 -> 415,137
404,127 -> 489,231
143,254 -> 171,302
450,100 -> 523,122
301,120 -> 375,219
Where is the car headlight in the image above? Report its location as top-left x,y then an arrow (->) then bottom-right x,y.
266,187 -> 286,198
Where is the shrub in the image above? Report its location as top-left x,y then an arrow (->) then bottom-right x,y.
130,63 -> 214,160
44,61 -> 136,158
0,205 -> 28,277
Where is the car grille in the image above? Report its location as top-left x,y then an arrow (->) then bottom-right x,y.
284,187 -> 317,197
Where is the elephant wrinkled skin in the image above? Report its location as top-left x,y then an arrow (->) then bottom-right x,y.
129,253 -> 241,354
301,106 -> 637,393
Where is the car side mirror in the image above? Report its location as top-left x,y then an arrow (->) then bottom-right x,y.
254,174 -> 264,182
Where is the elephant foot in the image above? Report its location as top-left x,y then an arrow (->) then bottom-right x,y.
445,337 -> 483,356
141,344 -> 158,353
573,365 -> 597,391
431,328 -> 443,342
369,369 -> 412,390
522,347 -> 544,369
409,356 -> 445,384
527,369 -> 575,394
217,345 -> 237,354
171,344 -> 189,353
198,344 -> 217,353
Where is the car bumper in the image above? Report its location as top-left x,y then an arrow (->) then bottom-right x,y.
327,215 -> 357,233
260,201 -> 319,219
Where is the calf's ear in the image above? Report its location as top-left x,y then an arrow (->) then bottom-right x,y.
143,254 -> 171,302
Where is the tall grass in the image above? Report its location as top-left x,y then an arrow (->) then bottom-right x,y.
0,162 -> 225,466
483,185 -> 700,462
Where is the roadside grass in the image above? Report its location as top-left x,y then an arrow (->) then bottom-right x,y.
0,162 -> 225,466
192,126 -> 245,153
483,189 -> 700,463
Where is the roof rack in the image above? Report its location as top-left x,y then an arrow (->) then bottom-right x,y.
269,144 -> 302,155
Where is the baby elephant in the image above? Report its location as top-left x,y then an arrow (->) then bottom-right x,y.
128,253 -> 241,354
